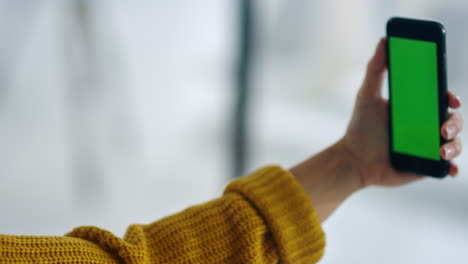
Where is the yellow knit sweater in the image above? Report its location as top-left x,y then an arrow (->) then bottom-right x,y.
0,166 -> 325,263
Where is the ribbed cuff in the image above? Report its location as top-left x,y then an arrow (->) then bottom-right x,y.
225,165 -> 326,264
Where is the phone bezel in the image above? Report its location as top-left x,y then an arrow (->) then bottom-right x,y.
386,17 -> 450,178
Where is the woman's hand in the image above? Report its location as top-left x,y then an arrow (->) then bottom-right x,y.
292,38 -> 463,222
343,38 -> 463,188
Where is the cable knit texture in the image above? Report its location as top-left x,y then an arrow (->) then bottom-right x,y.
0,166 -> 325,263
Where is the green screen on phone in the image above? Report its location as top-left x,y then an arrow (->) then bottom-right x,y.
389,37 -> 440,161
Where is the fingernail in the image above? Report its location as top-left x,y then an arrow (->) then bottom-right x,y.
443,145 -> 456,160
456,95 -> 462,107
446,124 -> 457,139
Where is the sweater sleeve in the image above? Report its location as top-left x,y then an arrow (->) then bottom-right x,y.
0,166 -> 326,264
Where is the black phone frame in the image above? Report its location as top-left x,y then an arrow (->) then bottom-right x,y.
386,17 -> 450,178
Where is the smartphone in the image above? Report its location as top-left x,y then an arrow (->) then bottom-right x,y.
386,17 -> 450,178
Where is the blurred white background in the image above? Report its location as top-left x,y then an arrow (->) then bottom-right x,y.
0,0 -> 467,263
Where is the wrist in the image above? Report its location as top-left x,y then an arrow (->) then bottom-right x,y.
334,138 -> 364,191
290,139 -> 362,222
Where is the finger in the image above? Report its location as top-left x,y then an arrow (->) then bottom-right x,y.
398,173 -> 424,186
448,91 -> 462,109
359,38 -> 387,102
441,112 -> 463,140
400,173 -> 424,183
441,138 -> 462,160
449,162 -> 459,177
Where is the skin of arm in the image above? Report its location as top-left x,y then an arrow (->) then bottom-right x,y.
291,38 -> 464,222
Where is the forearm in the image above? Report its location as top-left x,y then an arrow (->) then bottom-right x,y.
290,138 -> 361,222
1,166 -> 326,264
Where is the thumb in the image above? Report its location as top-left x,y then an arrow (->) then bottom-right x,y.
358,38 -> 387,103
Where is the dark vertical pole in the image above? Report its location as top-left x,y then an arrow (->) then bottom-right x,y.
232,0 -> 254,178
65,0 -> 104,207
